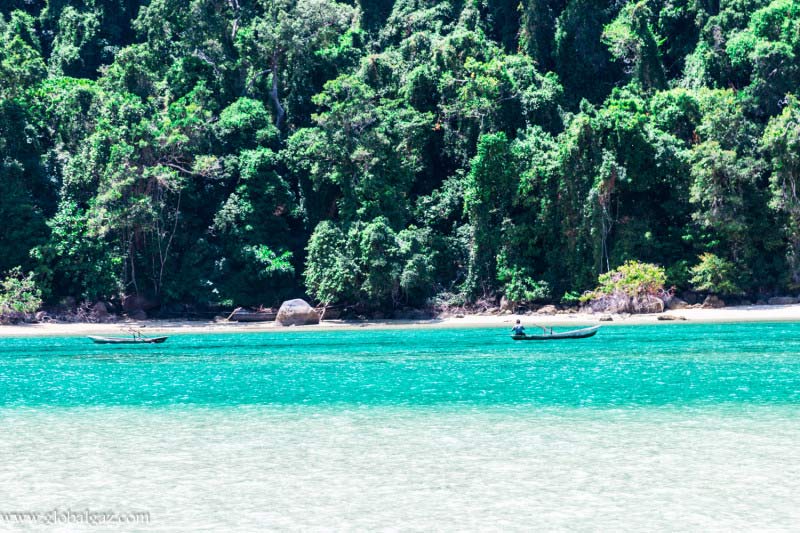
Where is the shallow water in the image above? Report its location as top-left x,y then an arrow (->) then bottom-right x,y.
1,323 -> 799,530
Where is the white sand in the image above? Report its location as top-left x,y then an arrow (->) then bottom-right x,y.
1,304 -> 799,337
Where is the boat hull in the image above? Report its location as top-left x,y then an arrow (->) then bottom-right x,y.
512,325 -> 600,341
88,336 -> 168,344
227,313 -> 277,322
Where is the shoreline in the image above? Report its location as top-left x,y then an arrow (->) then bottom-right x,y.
1,304 -> 800,337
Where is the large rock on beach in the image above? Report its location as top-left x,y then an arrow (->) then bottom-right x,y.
767,296 -> 798,305
276,299 -> 320,326
537,305 -> 558,315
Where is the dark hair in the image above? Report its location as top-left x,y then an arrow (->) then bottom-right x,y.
515,319 -> 520,323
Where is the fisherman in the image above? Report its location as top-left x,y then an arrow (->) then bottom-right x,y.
511,319 -> 526,336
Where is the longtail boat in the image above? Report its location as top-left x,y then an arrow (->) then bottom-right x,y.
88,335 -> 168,344
512,325 -> 600,341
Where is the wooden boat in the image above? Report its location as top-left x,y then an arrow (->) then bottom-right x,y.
512,325 -> 600,341
88,335 -> 168,344
226,307 -> 277,322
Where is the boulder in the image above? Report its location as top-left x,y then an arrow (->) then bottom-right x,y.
702,295 -> 725,308
666,297 -> 689,310
598,314 -> 613,322
499,295 -> 514,312
537,305 -> 558,315
767,296 -> 798,305
276,299 -> 320,326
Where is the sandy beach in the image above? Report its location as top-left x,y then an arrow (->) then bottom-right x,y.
1,304 -> 800,337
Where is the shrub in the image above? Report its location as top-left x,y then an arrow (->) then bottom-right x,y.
665,260 -> 690,290
0,267 -> 42,320
581,260 -> 667,313
430,291 -> 467,311
689,253 -> 743,295
561,291 -> 582,305
583,260 -> 666,301
498,265 -> 551,306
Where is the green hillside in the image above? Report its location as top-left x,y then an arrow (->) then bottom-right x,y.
1,0 -> 799,312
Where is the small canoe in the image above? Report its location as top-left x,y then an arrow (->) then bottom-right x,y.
88,336 -> 168,344
227,308 -> 277,322
512,325 -> 600,341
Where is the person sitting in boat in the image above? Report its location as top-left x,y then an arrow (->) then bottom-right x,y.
511,320 -> 525,336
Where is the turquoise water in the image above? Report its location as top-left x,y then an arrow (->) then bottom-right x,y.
1,323 -> 800,530
3,323 -> 800,407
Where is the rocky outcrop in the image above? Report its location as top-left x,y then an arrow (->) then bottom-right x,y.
638,295 -> 664,313
702,295 -> 725,308
767,296 -> 798,305
128,309 -> 147,321
320,307 -> 342,320
586,294 -> 666,314
92,301 -> 110,320
680,292 -> 698,305
276,299 -> 321,326
123,295 -> 159,313
537,305 -> 558,315
666,297 -> 689,310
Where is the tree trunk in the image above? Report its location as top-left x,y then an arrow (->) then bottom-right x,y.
270,54 -> 286,129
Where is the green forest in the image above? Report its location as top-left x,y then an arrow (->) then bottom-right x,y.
1,0 -> 800,315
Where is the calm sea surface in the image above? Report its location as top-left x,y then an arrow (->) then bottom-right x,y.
1,323 -> 800,530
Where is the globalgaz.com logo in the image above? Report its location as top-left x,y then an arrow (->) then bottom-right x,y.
0,508 -> 151,526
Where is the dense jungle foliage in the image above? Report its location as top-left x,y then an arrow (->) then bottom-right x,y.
2,0 -> 800,312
